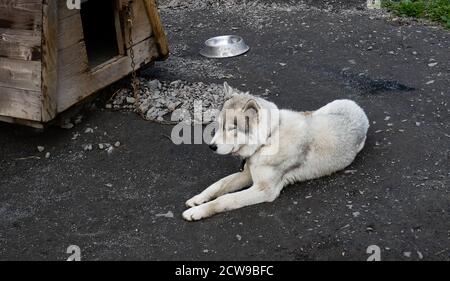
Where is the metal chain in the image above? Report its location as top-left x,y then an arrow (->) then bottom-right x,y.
125,1 -> 177,125
126,3 -> 138,100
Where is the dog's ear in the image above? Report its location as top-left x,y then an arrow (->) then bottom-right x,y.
242,99 -> 260,114
223,82 -> 235,99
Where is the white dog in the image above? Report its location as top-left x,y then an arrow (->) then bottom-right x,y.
183,83 -> 369,221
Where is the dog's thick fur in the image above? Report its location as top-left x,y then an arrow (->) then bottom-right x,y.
182,83 -> 369,221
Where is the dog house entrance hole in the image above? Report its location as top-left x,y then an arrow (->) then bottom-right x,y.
80,0 -> 121,68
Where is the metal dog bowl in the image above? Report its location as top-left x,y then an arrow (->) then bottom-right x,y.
200,35 -> 250,58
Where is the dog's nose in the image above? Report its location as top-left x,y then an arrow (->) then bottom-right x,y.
209,144 -> 217,151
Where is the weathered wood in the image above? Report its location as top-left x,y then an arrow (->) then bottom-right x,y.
58,41 -> 89,78
0,28 -> 41,61
0,115 -> 44,129
41,0 -> 58,121
57,38 -> 159,112
143,0 -> 169,58
58,0 -> 79,20
57,12 -> 83,50
0,0 -> 42,30
0,86 -> 41,121
122,0 -> 153,48
0,57 -> 41,91
114,0 -> 125,55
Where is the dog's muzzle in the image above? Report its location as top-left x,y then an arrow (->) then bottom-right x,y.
209,144 -> 217,151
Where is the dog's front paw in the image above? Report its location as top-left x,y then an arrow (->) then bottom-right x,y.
182,205 -> 212,221
186,194 -> 209,207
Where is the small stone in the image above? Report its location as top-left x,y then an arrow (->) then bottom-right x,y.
352,211 -> 360,217
74,115 -> 83,124
105,104 -> 112,109
60,122 -> 74,129
403,252 -> 411,258
45,152 -> 51,159
106,146 -> 114,154
98,143 -> 104,150
384,116 -> 391,121
415,122 -> 421,127
106,183 -> 113,187
417,251 -> 423,259
155,211 -> 174,218
236,234 -> 242,241
279,62 -> 287,66
170,80 -> 181,87
428,62 -> 438,67
83,144 -> 93,151
147,79 -> 161,90
114,141 -> 121,148
167,102 -> 177,111
84,127 -> 93,133
126,97 -> 136,104
425,80 -> 435,85
37,146 -> 45,152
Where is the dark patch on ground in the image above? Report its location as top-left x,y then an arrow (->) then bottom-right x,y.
342,71 -> 415,94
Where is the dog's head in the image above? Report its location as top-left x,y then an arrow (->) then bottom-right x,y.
209,83 -> 279,158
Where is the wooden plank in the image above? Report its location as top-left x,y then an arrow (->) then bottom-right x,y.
57,12 -> 83,50
0,115 -> 44,129
114,0 -> 125,55
0,86 -> 41,121
143,0 -> 169,58
57,38 -> 159,112
58,0 -> 79,20
41,0 -> 58,122
0,57 -> 41,91
0,0 -> 42,30
0,28 -> 41,60
122,0 -> 153,48
58,41 -> 89,78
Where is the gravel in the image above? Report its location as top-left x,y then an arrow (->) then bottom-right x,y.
110,78 -> 230,124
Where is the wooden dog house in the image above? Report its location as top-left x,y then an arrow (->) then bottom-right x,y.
0,0 -> 168,128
